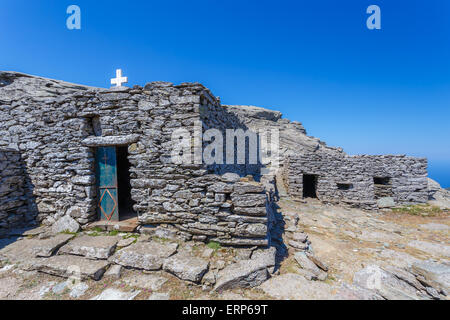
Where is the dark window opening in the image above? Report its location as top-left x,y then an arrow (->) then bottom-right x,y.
303,174 -> 318,198
374,177 -> 390,185
337,183 -> 353,190
87,116 -> 102,136
373,176 -> 393,199
116,146 -> 136,220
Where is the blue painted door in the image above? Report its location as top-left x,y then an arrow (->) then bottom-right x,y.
96,147 -> 119,221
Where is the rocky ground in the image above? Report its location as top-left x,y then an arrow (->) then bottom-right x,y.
0,193 -> 449,300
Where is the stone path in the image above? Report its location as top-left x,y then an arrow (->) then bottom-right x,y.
0,197 -> 448,300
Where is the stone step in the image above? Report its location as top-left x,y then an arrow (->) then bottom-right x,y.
86,218 -> 139,233
58,235 -> 120,260
28,255 -> 110,281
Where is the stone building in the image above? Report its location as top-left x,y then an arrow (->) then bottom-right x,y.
0,71 -> 429,241
283,152 -> 428,210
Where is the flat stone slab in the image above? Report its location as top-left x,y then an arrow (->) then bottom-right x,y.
91,288 -> 141,300
163,252 -> 209,283
407,240 -> 450,258
87,218 -> 138,232
214,247 -> 276,292
0,234 -> 74,261
412,260 -> 450,295
32,234 -> 75,257
7,226 -> 47,237
59,235 -> 119,259
148,292 -> 170,300
333,283 -> 384,300
260,273 -> 335,300
419,223 -> 450,231
353,265 -> 430,300
28,255 -> 110,281
112,241 -> 178,271
120,273 -> 168,291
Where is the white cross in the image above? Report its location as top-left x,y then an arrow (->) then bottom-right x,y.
110,69 -> 128,87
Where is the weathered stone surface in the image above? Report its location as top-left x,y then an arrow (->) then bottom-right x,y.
294,252 -> 327,281
233,182 -> 264,195
59,235 -> 119,259
51,215 -> 80,234
333,283 -> 384,300
291,232 -> 308,243
104,264 -> 122,279
121,273 -> 168,290
29,255 -> 109,280
112,241 -> 178,270
32,233 -> 75,257
91,288 -> 140,300
377,197 -> 395,208
411,260 -> 450,295
81,134 -> 140,147
419,223 -> 449,232
353,265 -> 430,300
260,273 -> 335,300
214,247 -> 276,292
148,292 -> 170,300
231,194 -> 266,207
407,240 -> 450,258
288,240 -> 308,250
163,252 -> 209,283
117,237 -> 136,248
69,282 -> 89,298
305,252 -> 329,272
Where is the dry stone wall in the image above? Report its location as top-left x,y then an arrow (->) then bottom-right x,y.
0,72 -> 271,245
284,152 -> 428,210
0,149 -> 31,235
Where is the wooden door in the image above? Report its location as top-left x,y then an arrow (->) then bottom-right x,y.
96,147 -> 119,221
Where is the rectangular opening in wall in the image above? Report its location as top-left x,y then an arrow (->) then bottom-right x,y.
337,183 -> 353,190
116,146 -> 137,221
303,174 -> 318,198
373,176 -> 393,199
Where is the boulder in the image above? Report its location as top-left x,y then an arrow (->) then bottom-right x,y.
51,215 -> 80,234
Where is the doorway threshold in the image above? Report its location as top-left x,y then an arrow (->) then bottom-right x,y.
86,217 -> 139,233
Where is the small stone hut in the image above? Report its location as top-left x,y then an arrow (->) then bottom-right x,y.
0,72 -> 429,241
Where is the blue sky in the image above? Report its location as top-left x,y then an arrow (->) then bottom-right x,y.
1,0 -> 449,187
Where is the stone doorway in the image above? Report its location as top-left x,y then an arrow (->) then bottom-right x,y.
303,174 -> 318,198
96,146 -> 136,222
373,176 -> 393,199
116,146 -> 136,221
